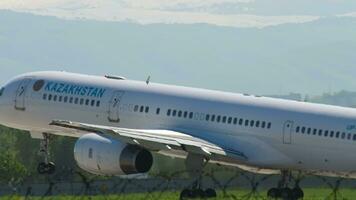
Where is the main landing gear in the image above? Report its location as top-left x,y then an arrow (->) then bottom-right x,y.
180,188 -> 217,200
37,133 -> 56,175
267,170 -> 304,200
180,154 -> 217,200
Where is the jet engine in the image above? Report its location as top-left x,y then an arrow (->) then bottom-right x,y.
74,133 -> 153,176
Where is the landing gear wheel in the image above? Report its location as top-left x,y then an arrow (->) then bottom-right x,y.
205,188 -> 217,198
267,188 -> 280,198
37,162 -> 47,174
292,187 -> 304,199
280,188 -> 292,200
47,162 -> 56,175
180,189 -> 192,200
37,162 -> 56,175
180,188 -> 216,199
191,189 -> 205,198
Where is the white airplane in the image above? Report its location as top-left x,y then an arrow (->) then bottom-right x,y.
0,71 -> 356,199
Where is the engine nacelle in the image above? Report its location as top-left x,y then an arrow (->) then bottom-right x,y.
74,133 -> 153,176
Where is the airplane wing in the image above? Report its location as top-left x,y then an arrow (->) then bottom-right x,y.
50,120 -> 247,162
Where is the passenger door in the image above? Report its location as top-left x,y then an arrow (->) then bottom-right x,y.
283,121 -> 293,144
108,91 -> 125,123
15,78 -> 32,111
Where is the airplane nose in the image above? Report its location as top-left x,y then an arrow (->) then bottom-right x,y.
0,87 -> 5,105
0,87 -> 9,119
0,87 -> 5,120
0,86 -> 12,125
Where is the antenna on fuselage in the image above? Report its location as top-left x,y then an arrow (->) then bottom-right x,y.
146,76 -> 151,85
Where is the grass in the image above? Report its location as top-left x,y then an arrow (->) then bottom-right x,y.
1,188 -> 356,200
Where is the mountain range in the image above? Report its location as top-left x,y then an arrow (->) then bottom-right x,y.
0,10 -> 355,95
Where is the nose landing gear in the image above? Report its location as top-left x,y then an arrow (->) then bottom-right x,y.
180,188 -> 217,200
37,133 -> 56,175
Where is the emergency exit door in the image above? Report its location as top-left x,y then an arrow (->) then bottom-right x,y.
108,91 -> 125,123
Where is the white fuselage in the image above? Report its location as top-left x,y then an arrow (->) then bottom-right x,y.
1,71 -> 356,178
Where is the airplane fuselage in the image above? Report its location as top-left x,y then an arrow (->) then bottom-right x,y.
1,71 -> 356,178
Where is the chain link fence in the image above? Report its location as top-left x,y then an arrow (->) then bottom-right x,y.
1,167 -> 356,199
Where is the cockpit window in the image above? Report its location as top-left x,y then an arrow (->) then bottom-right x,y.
0,87 -> 4,96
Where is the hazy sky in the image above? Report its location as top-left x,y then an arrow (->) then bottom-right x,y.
0,1 -> 356,95
0,0 -> 355,28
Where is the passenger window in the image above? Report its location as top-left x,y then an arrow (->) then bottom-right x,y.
167,109 -> 171,116
91,100 -> 95,106
58,96 -> 62,102
74,98 -> 79,104
228,117 -> 232,124
324,130 -> 329,137
140,106 -> 144,113
69,97 -> 73,104
239,119 -> 244,125
313,129 -> 317,135
267,122 -> 271,129
64,96 -> 68,103
336,132 -> 340,138
80,98 -> 84,105
53,95 -> 57,101
43,94 -> 47,100
96,101 -> 100,107
156,108 -> 160,115
348,133 -> 351,140
256,121 -> 260,127
183,111 -> 188,118
330,131 -> 334,138
245,120 -> 249,126
206,115 -> 210,121
307,128 -> 311,135
318,130 -> 322,136
222,116 -> 226,123
296,126 -> 300,133
216,116 -> 221,123
342,132 -> 346,139
250,120 -> 255,127
353,134 -> 356,141
85,99 -> 90,106
211,115 -> 215,122
145,107 -> 149,113
178,111 -> 182,117
48,94 -> 52,101
172,110 -> 177,116
189,112 -> 194,119
261,121 -> 266,128
301,127 -> 305,134
233,118 -> 238,125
